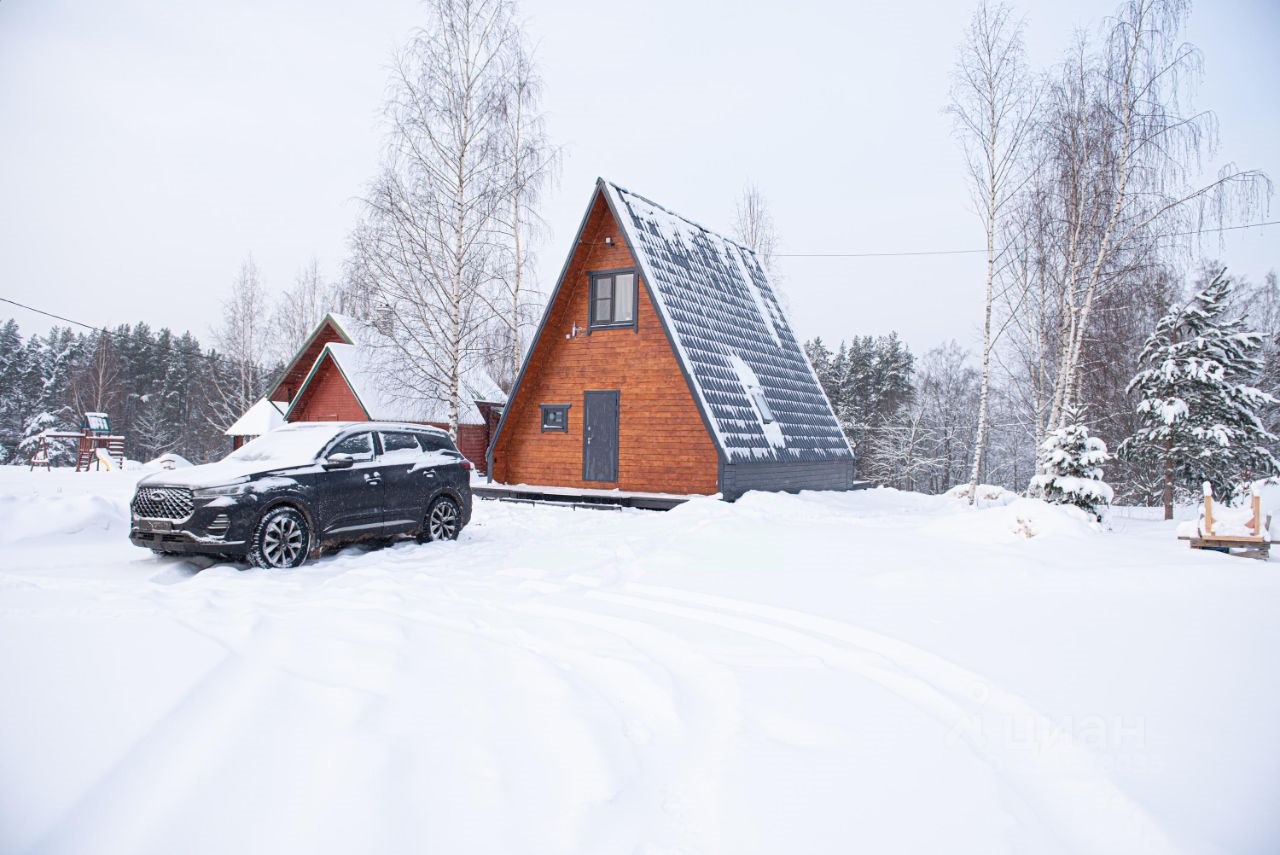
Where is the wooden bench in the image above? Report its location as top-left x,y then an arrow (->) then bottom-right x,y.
1183,483 -> 1272,560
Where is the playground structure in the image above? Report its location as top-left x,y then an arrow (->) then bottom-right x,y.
28,412 -> 126,472
1181,482 -> 1274,560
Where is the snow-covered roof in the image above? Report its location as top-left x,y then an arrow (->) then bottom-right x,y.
295,334 -> 505,426
600,181 -> 852,464
326,312 -> 365,345
224,398 -> 285,437
267,312 -> 367,404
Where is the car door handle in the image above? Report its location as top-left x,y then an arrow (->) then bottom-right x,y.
365,472 -> 381,486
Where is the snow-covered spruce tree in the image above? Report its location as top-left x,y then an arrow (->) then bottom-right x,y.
18,411 -> 76,467
1123,269 -> 1278,518
0,319 -> 29,461
1028,407 -> 1113,520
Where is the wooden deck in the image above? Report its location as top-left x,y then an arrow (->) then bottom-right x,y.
473,481 -> 697,511
473,479 -> 873,511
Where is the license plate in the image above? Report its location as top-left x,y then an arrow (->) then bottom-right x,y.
141,518 -> 172,532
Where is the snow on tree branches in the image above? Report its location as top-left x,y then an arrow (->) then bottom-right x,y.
1028,408 -> 1113,520
1123,269 -> 1278,514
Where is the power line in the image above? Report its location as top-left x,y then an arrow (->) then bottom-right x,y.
6,219 -> 1275,338
771,219 -> 1280,258
0,295 -> 241,374
576,219 -> 1278,259
0,295 -> 114,334
777,248 -> 985,258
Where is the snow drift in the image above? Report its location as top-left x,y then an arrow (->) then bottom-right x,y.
1,469 -> 1277,855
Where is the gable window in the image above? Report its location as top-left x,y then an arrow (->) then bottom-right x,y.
589,270 -> 636,330
540,404 -> 569,432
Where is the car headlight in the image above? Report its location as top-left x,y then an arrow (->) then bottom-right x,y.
193,482 -> 253,499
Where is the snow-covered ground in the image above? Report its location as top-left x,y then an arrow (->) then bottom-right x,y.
1,466 -> 1278,855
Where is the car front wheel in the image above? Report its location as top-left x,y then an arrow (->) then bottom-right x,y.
420,495 -> 461,543
249,506 -> 310,569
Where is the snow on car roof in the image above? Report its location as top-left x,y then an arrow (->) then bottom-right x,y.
225,421 -> 347,465
602,180 -> 851,464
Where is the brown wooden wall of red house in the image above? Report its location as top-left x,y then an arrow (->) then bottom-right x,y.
490,193 -> 719,495
270,320 -> 347,404
288,356 -> 366,423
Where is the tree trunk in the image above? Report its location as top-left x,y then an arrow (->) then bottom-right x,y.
510,195 -> 523,382
1162,434 -> 1173,520
967,174 -> 997,504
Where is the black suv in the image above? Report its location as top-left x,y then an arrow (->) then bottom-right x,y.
130,422 -> 473,568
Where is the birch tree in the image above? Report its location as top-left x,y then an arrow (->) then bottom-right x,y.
71,330 -> 119,417
1037,0 -> 1269,435
949,0 -> 1037,504
269,258 -> 336,365
351,0 -> 516,438
489,31 -> 556,387
732,184 -> 779,275
209,256 -> 269,429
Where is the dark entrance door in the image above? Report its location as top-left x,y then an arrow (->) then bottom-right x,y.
582,390 -> 619,483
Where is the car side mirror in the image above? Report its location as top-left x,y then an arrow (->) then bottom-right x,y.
322,453 -> 355,470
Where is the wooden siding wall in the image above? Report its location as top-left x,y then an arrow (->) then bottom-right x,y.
288,356 -> 367,422
453,424 -> 490,473
269,321 -> 347,403
491,194 -> 719,495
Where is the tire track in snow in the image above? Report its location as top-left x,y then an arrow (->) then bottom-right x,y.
31,645 -> 283,854
116,571 -> 699,854
254,578 -> 737,854
592,583 -> 1182,855
29,609 -> 401,855
509,601 -> 743,855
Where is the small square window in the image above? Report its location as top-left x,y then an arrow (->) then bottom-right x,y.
540,404 -> 569,432
589,270 -> 637,329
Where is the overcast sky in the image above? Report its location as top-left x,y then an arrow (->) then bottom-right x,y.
2,0 -> 1277,357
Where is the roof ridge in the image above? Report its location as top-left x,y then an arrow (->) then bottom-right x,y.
603,179 -> 759,258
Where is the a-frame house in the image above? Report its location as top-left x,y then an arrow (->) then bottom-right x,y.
262,313 -> 505,471
487,179 -> 853,499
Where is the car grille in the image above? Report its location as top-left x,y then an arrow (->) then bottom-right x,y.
132,487 -> 195,520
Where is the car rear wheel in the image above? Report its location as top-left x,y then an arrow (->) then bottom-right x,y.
420,495 -> 461,542
249,506 -> 310,569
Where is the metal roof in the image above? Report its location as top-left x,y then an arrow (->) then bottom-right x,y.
602,181 -> 851,464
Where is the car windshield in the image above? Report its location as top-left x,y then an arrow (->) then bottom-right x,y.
224,424 -> 342,465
